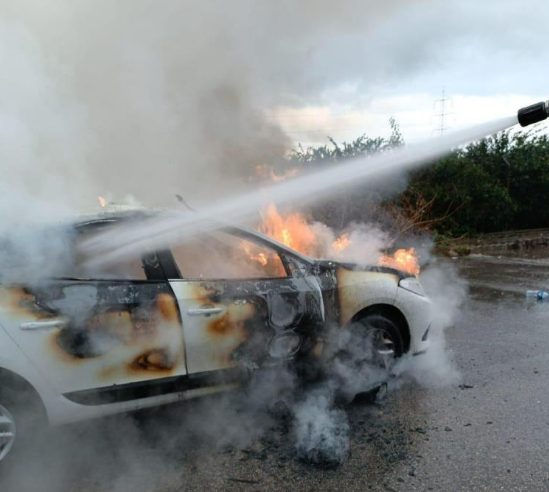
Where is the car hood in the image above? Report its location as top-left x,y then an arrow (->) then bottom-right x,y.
313,259 -> 410,279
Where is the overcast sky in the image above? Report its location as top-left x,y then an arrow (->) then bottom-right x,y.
268,0 -> 549,145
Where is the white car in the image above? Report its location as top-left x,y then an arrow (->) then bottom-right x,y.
0,210 -> 431,462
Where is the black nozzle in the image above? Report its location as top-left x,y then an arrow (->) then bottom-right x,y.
518,100 -> 549,127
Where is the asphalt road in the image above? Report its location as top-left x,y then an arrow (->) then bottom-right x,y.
3,254 -> 549,492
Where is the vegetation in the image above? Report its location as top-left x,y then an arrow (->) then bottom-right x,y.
286,123 -> 549,238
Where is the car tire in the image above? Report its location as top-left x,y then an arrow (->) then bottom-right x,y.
328,313 -> 404,403
356,313 -> 404,360
0,403 -> 16,464
0,381 -> 45,466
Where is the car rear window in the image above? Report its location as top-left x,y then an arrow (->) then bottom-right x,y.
66,224 -> 148,281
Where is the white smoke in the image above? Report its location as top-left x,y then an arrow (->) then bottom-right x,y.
0,0 -> 436,216
293,391 -> 350,467
307,221 -> 392,265
0,17 -> 92,224
392,258 -> 465,388
0,1 -> 476,485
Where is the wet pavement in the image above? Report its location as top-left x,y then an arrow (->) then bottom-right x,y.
3,254 -> 549,492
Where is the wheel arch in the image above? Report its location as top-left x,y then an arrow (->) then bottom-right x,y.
348,304 -> 411,354
0,367 -> 48,424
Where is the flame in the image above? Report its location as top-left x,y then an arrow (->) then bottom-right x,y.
258,203 -> 318,254
98,196 -> 107,208
257,204 -> 352,257
253,165 -> 300,183
241,201 -> 420,277
378,248 -> 420,276
270,167 -> 299,182
239,203 -> 318,275
332,233 -> 350,253
241,241 -> 269,266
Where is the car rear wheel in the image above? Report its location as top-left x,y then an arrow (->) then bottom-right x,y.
0,404 -> 16,463
0,380 -> 45,465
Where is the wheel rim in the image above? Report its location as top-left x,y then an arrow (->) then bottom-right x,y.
368,328 -> 396,369
0,404 -> 16,462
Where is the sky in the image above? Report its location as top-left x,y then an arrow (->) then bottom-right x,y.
266,0 -> 549,145
0,0 -> 548,213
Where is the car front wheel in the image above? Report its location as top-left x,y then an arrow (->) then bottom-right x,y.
328,313 -> 404,402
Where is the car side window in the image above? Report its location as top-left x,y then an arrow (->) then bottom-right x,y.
170,230 -> 288,279
64,225 -> 148,281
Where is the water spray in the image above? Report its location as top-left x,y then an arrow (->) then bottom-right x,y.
518,100 -> 549,127
83,101 -> 549,267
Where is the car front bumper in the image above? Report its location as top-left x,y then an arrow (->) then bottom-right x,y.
395,286 -> 432,355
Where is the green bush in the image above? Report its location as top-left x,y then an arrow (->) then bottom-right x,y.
406,130 -> 549,236
287,123 -> 549,238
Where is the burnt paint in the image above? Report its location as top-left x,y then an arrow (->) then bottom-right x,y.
30,281 -> 175,362
2,280 -> 185,380
0,286 -> 56,320
130,349 -> 174,372
185,281 -> 266,369
175,273 -> 326,374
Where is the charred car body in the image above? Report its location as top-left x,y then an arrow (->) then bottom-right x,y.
0,209 -> 431,462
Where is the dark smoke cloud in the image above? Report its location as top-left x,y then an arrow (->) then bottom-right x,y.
0,0 -> 442,214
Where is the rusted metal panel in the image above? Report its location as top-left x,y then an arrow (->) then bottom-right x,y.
0,281 -> 187,393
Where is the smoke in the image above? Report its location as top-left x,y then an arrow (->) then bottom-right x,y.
0,0 -> 522,282
0,246 -> 466,491
392,258 -> 465,389
5,0 -> 534,218
311,221 -> 393,264
78,113 -> 517,271
0,1 -> 480,487
293,391 -> 349,467
0,0 -> 435,215
0,17 -> 91,223
0,0 -> 540,255
0,225 -> 75,284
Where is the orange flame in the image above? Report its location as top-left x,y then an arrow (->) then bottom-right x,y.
258,203 -> 318,255
378,248 -> 420,276
253,165 -> 300,183
332,233 -> 351,253
240,241 -> 269,266
98,196 -> 107,208
242,201 -> 420,277
270,167 -> 299,182
240,203 -> 318,274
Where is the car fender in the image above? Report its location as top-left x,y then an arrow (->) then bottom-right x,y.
0,321 -> 58,422
336,268 -> 399,326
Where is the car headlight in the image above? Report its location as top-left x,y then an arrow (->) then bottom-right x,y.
399,277 -> 426,297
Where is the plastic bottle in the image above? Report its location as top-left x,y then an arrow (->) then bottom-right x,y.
526,290 -> 549,300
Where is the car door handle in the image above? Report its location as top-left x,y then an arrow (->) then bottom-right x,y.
187,307 -> 223,316
20,319 -> 68,331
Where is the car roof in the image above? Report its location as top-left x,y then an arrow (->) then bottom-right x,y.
71,205 -> 158,227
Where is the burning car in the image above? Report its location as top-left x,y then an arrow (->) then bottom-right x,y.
0,208 -> 431,463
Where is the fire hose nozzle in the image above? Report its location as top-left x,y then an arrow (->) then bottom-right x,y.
518,100 -> 549,127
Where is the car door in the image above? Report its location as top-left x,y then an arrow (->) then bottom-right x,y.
164,228 -> 325,375
0,221 -> 187,400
